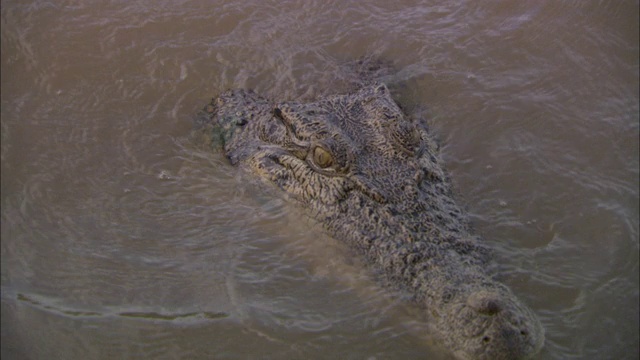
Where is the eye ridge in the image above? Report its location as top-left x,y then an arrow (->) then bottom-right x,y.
313,146 -> 334,168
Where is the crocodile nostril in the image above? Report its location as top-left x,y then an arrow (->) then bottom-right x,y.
467,291 -> 503,315
480,299 -> 501,315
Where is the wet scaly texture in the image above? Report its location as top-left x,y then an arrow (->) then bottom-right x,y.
204,81 -> 545,360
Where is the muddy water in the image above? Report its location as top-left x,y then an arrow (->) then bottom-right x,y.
1,1 -> 638,359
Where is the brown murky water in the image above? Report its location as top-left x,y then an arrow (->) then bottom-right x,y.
1,1 -> 638,359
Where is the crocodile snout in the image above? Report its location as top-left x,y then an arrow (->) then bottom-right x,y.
460,290 -> 543,360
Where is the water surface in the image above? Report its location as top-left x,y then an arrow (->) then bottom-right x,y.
1,1 -> 638,359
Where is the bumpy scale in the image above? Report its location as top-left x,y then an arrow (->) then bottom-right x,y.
204,83 -> 544,360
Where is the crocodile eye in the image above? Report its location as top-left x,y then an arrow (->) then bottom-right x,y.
313,147 -> 333,168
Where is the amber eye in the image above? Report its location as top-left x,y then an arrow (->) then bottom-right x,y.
313,147 -> 333,168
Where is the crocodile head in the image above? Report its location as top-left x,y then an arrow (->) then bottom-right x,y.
205,83 -> 544,360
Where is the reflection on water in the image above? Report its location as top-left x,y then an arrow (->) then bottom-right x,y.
1,1 -> 638,359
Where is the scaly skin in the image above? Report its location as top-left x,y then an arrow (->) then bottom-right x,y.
203,82 -> 544,360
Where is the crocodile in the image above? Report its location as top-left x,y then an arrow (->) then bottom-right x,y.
201,73 -> 544,360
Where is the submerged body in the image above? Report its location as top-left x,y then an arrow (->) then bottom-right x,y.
203,80 -> 544,359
